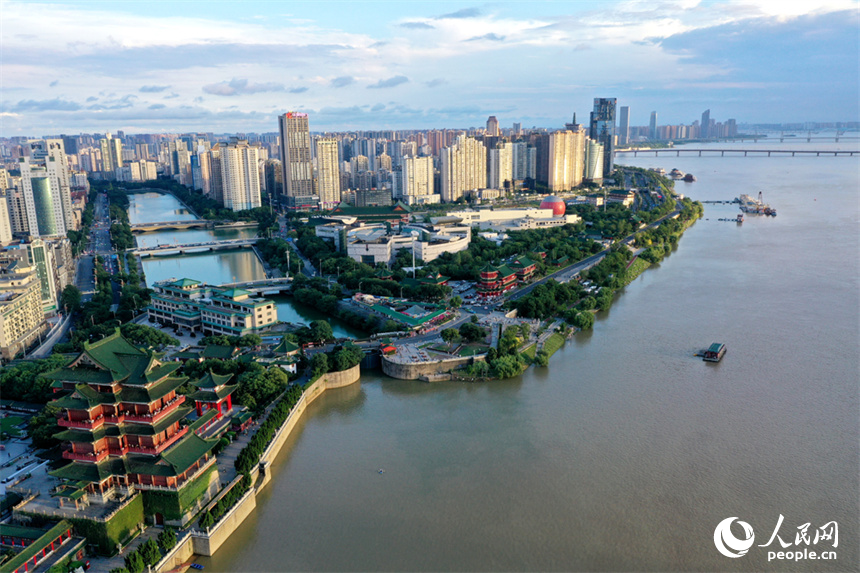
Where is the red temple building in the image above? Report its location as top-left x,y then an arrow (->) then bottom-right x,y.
477,263 -> 517,298
509,255 -> 537,282
188,371 -> 237,418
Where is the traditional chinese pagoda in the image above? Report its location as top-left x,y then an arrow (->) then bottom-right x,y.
188,371 -> 237,418
44,329 -> 217,501
477,263 -> 517,298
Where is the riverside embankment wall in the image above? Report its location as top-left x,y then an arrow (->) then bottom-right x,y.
381,354 -> 485,380
155,364 -> 360,568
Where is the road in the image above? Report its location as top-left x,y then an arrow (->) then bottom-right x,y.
507,203 -> 682,302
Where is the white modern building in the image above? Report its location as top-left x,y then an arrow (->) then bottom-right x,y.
316,138 -> 341,209
440,135 -> 486,202
220,138 -> 261,212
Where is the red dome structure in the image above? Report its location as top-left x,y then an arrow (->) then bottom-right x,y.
539,195 -> 566,217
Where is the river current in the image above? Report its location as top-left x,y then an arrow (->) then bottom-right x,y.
150,137 -> 858,572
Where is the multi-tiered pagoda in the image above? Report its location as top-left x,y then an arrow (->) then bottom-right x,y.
45,330 -> 217,500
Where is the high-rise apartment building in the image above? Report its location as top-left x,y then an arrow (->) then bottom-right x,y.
401,156 -> 435,200
278,112 -> 314,198
589,98 -> 616,176
618,106 -> 630,146
513,123 -> 522,136
0,259 -> 47,362
0,193 -> 12,244
486,116 -> 500,136
649,111 -> 658,140
488,142 -> 513,190
440,136 -> 487,202
220,138 -> 261,212
547,128 -> 586,192
100,132 -> 124,173
315,138 -> 341,209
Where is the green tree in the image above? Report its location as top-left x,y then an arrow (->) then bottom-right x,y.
441,328 -> 461,346
449,295 -> 462,309
140,538 -> 161,566
157,528 -> 177,552
124,551 -> 145,573
60,285 -> 82,314
199,512 -> 215,529
459,322 -> 487,343
27,404 -> 61,449
120,324 -> 178,348
310,353 -> 329,378
109,568 -> 130,573
535,349 -> 550,367
579,296 -> 597,311
309,320 -> 334,343
571,311 -> 595,330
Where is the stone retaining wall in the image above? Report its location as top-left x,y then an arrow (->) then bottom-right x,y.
381,354 -> 485,380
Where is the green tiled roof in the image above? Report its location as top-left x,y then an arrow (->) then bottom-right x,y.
42,367 -> 113,385
0,523 -> 50,540
0,521 -> 73,573
511,255 -> 536,269
194,370 -> 234,390
121,376 -> 186,403
496,265 -> 517,278
50,458 -> 127,482
232,411 -> 252,425
216,288 -> 251,299
188,385 -> 238,403
161,434 -> 217,475
170,278 -> 201,287
171,351 -> 201,360
201,345 -> 237,359
189,409 -> 219,431
52,395 -> 91,411
273,337 -> 299,354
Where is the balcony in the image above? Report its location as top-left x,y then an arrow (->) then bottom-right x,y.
124,396 -> 186,424
126,426 -> 188,456
62,448 -> 109,463
58,415 -> 104,430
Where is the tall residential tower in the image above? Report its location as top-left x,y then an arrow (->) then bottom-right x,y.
278,112 -> 314,200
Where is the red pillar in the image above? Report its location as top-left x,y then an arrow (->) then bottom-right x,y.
226,395 -> 232,410
196,402 -> 202,416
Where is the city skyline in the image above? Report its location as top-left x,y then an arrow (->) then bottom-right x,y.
1,0 -> 858,135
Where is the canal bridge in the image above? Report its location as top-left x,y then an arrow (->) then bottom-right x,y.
129,220 -> 258,233
128,237 -> 259,257
216,277 -> 295,295
616,148 -> 859,158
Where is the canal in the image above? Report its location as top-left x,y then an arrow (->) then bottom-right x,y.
127,192 -> 363,338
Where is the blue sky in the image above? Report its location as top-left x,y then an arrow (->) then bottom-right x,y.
1,0 -> 858,136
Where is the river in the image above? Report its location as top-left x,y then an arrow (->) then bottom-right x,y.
127,192 -> 363,338
199,138 -> 857,572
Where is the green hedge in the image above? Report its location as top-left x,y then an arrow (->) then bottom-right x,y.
234,386 -> 304,476
142,465 -> 216,521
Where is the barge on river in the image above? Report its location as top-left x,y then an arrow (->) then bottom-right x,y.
703,342 -> 727,362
